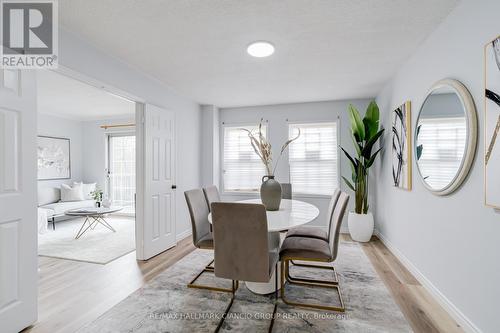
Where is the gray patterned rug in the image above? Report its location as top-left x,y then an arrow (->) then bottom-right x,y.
78,240 -> 411,332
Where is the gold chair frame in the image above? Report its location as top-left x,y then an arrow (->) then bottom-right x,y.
280,258 -> 345,312
187,258 -> 234,293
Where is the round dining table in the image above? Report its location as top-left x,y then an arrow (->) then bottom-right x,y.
208,198 -> 319,294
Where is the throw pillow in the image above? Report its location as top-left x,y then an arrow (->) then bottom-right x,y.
61,183 -> 84,202
73,182 -> 97,200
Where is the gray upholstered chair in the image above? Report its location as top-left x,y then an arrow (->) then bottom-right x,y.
281,183 -> 292,200
285,188 -> 340,242
211,202 -> 279,332
203,185 -> 221,212
184,189 -> 232,293
279,191 -> 349,312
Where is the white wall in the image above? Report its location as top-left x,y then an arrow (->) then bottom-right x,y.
37,113 -> 83,189
217,99 -> 372,231
57,27 -> 202,240
375,0 -> 500,331
200,105 -> 220,187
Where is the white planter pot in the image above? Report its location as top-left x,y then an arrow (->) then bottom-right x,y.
348,212 -> 374,242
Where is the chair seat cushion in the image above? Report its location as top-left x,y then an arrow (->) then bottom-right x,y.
196,233 -> 214,249
280,237 -> 332,261
286,226 -> 328,241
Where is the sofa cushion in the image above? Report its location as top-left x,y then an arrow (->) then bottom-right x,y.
73,182 -> 96,200
38,187 -> 61,206
40,200 -> 95,216
61,183 -> 84,202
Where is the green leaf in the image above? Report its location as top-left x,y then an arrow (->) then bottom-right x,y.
365,101 -> 380,138
361,128 -> 385,159
350,134 -> 362,157
341,147 -> 358,169
342,176 -> 355,191
366,147 -> 383,168
365,101 -> 380,123
416,144 -> 423,160
348,104 -> 365,141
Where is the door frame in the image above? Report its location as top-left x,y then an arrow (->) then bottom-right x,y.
48,66 -> 152,261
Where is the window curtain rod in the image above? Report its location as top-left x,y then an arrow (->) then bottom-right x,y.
100,123 -> 135,130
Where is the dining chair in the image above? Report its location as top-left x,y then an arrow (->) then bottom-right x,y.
184,189 -> 232,293
211,202 -> 279,333
285,188 -> 340,242
279,191 -> 349,312
281,183 -> 292,200
203,185 -> 221,212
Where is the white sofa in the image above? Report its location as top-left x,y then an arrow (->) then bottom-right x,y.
38,187 -> 95,230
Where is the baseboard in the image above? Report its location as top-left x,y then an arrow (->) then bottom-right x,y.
374,230 -> 481,333
176,229 -> 191,242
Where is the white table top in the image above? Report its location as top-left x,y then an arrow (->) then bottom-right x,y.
208,199 -> 319,232
65,206 -> 123,216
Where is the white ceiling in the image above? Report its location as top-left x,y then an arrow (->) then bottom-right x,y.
37,70 -> 135,121
59,0 -> 459,108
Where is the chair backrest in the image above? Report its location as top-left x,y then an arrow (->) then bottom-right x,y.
326,188 -> 341,239
184,189 -> 211,248
328,191 -> 349,261
281,183 -> 292,200
203,185 -> 221,212
211,202 -> 270,282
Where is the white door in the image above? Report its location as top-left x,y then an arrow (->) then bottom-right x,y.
136,103 -> 176,260
0,69 -> 38,332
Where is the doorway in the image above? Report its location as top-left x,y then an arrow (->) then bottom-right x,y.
36,69 -> 137,265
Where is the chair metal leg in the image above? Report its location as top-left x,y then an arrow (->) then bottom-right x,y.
205,258 -> 215,271
214,277 -> 278,333
188,261 -> 237,293
215,280 -> 237,333
287,260 -> 339,286
281,259 -> 345,312
268,263 -> 279,333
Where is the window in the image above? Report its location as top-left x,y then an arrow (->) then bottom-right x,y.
416,117 -> 466,189
288,122 -> 338,195
223,124 -> 267,192
107,134 -> 136,214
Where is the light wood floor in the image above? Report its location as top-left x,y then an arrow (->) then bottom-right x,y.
25,235 -> 462,333
358,235 -> 463,333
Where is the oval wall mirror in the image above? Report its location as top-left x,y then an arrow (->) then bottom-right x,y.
414,79 -> 477,195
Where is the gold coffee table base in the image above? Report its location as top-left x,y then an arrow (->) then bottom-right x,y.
74,214 -> 117,239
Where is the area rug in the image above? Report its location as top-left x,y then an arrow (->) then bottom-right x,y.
77,240 -> 412,332
38,216 -> 135,264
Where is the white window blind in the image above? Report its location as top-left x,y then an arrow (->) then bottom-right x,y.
223,124 -> 267,192
288,122 -> 338,195
417,117 -> 466,189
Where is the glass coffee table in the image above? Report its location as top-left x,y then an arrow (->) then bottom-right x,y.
65,207 -> 123,239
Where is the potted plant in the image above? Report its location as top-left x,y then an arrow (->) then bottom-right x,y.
91,187 -> 104,208
341,101 -> 384,242
242,119 -> 300,210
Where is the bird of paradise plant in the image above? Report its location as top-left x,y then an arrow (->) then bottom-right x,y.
241,119 -> 300,176
341,102 -> 385,214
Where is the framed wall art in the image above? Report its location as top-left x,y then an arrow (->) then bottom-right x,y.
392,101 -> 412,190
37,136 -> 71,180
485,35 -> 500,208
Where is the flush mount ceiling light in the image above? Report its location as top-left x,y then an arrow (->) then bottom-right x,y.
247,41 -> 275,58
